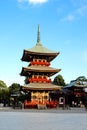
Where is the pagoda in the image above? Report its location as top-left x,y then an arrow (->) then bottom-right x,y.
20,25 -> 61,109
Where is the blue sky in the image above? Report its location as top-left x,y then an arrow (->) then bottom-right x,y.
0,0 -> 87,86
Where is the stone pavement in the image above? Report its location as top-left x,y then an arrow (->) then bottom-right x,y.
0,106 -> 87,113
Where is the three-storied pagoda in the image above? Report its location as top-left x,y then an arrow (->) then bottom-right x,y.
20,25 -> 61,108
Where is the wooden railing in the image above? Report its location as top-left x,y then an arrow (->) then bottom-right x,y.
30,61 -> 50,66
24,100 -> 58,109
29,77 -> 51,83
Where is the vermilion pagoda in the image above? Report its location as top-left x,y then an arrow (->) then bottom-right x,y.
20,25 -> 61,108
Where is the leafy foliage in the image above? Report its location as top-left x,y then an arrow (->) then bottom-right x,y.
53,74 -> 66,86
9,83 -> 20,95
0,80 -> 7,88
0,80 -> 9,105
76,76 -> 87,81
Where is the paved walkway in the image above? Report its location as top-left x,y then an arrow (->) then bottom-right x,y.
0,107 -> 87,113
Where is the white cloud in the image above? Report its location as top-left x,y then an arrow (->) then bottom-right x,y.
72,0 -> 87,6
60,0 -> 87,22
29,0 -> 48,4
61,4 -> 87,22
18,0 -> 48,4
61,14 -> 75,22
76,5 -> 87,16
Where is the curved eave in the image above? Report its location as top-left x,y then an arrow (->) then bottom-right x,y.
64,81 -> 87,89
21,50 -> 59,62
22,87 -> 60,91
21,83 -> 62,91
20,67 -> 61,77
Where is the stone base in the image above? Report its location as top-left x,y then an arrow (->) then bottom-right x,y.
37,104 -> 46,109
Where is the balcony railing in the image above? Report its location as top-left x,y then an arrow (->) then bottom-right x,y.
29,77 -> 51,83
30,61 -> 50,66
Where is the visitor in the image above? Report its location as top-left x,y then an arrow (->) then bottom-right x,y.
72,101 -> 74,107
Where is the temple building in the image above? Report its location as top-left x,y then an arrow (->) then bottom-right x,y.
20,25 -> 61,109
63,76 -> 87,107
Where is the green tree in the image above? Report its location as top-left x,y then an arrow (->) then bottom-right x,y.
0,80 -> 7,88
9,83 -> 22,107
9,83 -> 20,95
53,74 -> 66,86
76,76 -> 87,81
0,80 -> 9,106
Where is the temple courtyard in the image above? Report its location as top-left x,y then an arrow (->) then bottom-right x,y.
0,110 -> 87,130
0,106 -> 87,113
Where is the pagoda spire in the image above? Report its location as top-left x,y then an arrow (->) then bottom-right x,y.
36,24 -> 42,46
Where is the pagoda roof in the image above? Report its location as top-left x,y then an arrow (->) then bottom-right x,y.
22,82 -> 62,91
21,49 -> 59,62
27,43 -> 58,54
20,66 -> 61,77
21,25 -> 59,62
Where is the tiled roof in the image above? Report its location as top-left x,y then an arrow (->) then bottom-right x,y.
20,66 -> 61,76
24,65 -> 60,72
27,43 -> 58,54
22,82 -> 62,90
21,25 -> 59,62
64,80 -> 87,88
